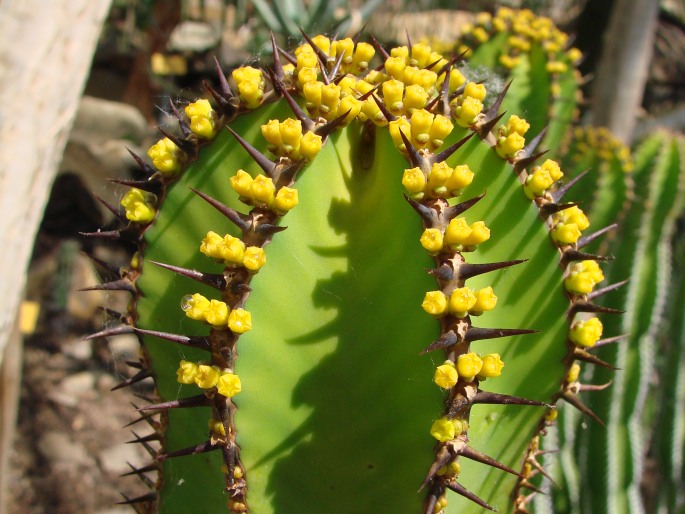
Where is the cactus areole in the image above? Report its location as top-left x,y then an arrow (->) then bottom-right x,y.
88,8 -> 625,514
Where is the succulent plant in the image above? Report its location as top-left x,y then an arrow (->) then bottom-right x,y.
85,7 -> 650,514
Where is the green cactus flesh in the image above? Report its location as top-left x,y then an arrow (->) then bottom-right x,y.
95,9 -> 625,514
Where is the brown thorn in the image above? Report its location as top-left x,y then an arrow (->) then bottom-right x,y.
568,301 -> 624,316
79,229 -> 126,241
419,446 -> 452,491
464,327 -> 538,343
551,169 -> 591,203
561,391 -> 606,428
111,368 -> 152,391
369,33 -> 390,61
299,28 -> 331,65
420,330 -> 459,355
457,259 -> 527,281
593,333 -> 630,348
431,131 -> 477,164
519,125 -> 549,160
131,327 -> 211,352
459,445 -> 523,478
578,381 -> 613,392
149,260 -> 228,291
117,492 -> 156,507
85,253 -> 121,282
267,68 -> 316,132
225,126 -> 277,177
137,394 -> 211,412
404,194 -> 438,226
157,440 -> 220,462
169,100 -> 191,137
514,149 -> 549,174
443,192 -> 486,221
572,347 -> 619,370
85,324 -> 134,341
398,129 -> 423,168
127,148 -> 157,176
427,263 -> 454,281
577,224 -> 619,249
79,278 -> 135,293
189,187 -> 251,232
92,193 -> 125,222
539,201 -> 577,219
130,431 -> 158,458
121,462 -> 159,477
471,391 -> 551,408
446,481 -> 497,511
315,108 -> 352,140
485,80 -> 513,121
108,177 -> 163,195
423,486 -> 440,514
561,249 -> 613,268
478,111 -> 506,139
127,432 -> 162,445
529,458 -> 559,487
124,462 -> 155,488
158,127 -> 197,158
371,92 -> 397,122
269,33 -> 285,82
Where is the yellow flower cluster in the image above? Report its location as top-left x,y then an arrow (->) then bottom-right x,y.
120,188 -> 156,223
451,82 -> 486,128
461,7 -> 580,72
402,162 -> 474,201
388,109 -> 453,152
433,353 -> 504,388
421,286 -> 497,318
430,416 -> 465,443
260,118 -> 322,161
550,205 -> 590,245
231,66 -> 265,109
230,170 -> 299,215
176,360 -> 242,398
302,81 -> 361,124
200,231 -> 267,271
419,217 -> 490,254
564,260 -> 605,295
184,99 -> 216,139
496,114 -> 529,159
524,159 -> 564,198
570,126 -> 634,173
147,137 -> 182,175
181,293 -> 253,333
569,317 -> 603,348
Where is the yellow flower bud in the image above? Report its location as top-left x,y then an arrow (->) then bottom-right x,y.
185,99 -> 216,139
208,418 -> 226,436
181,293 -> 210,321
462,221 -> 490,246
496,132 -> 526,158
410,43 -> 432,67
570,317 -> 603,348
243,246 -> 266,271
351,42 -> 375,72
506,115 -> 530,136
446,164 -> 474,193
420,228 -> 444,253
449,287 -> 477,317
479,353 -> 504,378
524,168 -> 554,198
296,50 -> 318,70
430,417 -> 456,442
403,84 -> 428,113
273,186 -> 299,213
444,217 -> 472,246
336,95 -> 362,125
449,69 -> 466,92
566,363 -> 581,383
232,66 -> 264,109
220,234 -> 246,264
228,308 -> 252,334
429,115 -> 453,146
383,79 -> 405,114
147,137 -> 181,174
331,38 -> 354,63
176,360 -> 199,385
388,117 -> 412,151
250,175 -> 276,205
217,372 -> 242,398
541,159 -> 564,181
195,364 -> 221,389
120,188 -> 156,223
297,67 -> 318,88
434,361 -> 458,389
464,82 -> 487,102
230,170 -> 254,197
299,131 -> 322,160
551,223 -> 582,245
410,109 -> 434,147
320,83 -> 342,117
261,119 -> 284,147
454,96 -> 483,127
402,167 -> 427,195
545,408 -> 558,422
200,231 -> 226,260
205,299 -> 229,327
421,291 -> 448,317
457,352 -> 483,381
427,161 -> 452,193
384,56 -> 406,80
472,287 -> 498,313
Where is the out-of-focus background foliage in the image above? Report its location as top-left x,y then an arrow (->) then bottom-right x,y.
0,0 -> 684,513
